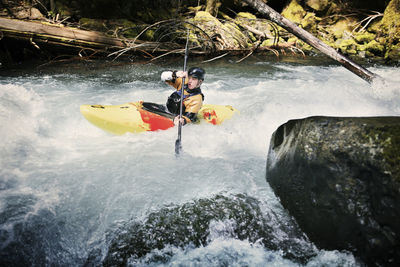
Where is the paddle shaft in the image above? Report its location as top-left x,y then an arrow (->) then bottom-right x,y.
175,31 -> 190,155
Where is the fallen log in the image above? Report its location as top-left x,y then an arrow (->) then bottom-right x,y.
0,17 -> 126,48
242,0 -> 378,83
0,17 -> 181,58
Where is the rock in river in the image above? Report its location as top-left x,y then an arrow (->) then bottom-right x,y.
266,116 -> 400,266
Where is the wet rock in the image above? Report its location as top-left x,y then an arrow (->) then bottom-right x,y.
93,194 -> 316,266
266,116 -> 400,266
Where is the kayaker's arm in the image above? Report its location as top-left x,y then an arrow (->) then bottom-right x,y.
161,71 -> 187,90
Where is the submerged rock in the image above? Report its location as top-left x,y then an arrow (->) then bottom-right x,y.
266,116 -> 400,266
90,193 -> 316,266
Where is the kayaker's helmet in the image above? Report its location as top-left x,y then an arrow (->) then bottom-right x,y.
188,67 -> 205,80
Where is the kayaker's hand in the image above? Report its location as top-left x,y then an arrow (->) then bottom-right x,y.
176,71 -> 187,79
174,116 -> 186,126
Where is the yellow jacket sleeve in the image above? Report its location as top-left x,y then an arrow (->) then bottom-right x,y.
165,77 -> 185,90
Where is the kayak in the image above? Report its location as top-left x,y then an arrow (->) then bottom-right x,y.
80,101 -> 238,135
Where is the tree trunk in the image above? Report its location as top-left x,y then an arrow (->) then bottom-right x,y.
206,0 -> 220,17
242,0 -> 378,83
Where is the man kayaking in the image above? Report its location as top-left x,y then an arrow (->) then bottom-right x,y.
161,67 -> 205,125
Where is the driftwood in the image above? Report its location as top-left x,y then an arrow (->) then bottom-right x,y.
242,0 -> 378,83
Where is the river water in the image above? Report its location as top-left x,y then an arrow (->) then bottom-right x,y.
1,57 -> 399,266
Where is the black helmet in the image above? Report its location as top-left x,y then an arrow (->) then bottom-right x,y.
188,67 -> 205,80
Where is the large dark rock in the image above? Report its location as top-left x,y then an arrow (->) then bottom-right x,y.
85,194 -> 316,266
266,116 -> 400,266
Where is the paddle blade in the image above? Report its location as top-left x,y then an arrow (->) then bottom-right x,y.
175,138 -> 182,155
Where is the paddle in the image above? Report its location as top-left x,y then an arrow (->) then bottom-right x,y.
175,30 -> 190,156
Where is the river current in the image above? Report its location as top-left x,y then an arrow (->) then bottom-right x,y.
1,57 -> 399,266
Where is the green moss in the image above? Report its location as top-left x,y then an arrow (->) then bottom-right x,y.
296,39 -> 314,51
282,0 -> 306,24
194,11 -> 249,49
325,2 -> 340,15
236,12 -> 257,20
337,38 -> 357,53
261,38 -> 285,47
381,0 -> 400,30
330,18 -> 357,39
365,40 -> 385,55
373,0 -> 400,45
194,11 -> 222,27
113,19 -> 139,38
354,32 -> 376,44
223,22 -> 249,48
79,18 -> 106,31
384,43 -> 400,60
301,12 -> 318,32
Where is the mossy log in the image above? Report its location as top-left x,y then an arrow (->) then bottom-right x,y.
0,17 -> 189,58
243,0 -> 379,83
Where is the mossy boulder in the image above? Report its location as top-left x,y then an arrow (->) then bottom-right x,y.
193,11 -> 248,49
234,12 -> 275,41
329,18 -> 357,39
267,116 -> 400,267
385,43 -> 400,61
282,0 -> 307,24
97,194 -> 316,266
301,12 -> 319,32
380,0 -> 400,39
368,0 -> 400,56
335,38 -> 358,54
281,0 -> 321,34
365,40 -> 386,56
354,31 -> 376,44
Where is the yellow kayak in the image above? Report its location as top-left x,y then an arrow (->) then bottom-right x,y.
80,101 -> 238,135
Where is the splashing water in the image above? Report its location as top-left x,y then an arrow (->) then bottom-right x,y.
1,58 -> 399,266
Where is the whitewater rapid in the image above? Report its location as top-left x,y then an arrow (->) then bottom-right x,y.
1,58 -> 399,266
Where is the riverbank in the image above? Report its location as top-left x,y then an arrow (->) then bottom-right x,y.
0,0 -> 399,68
